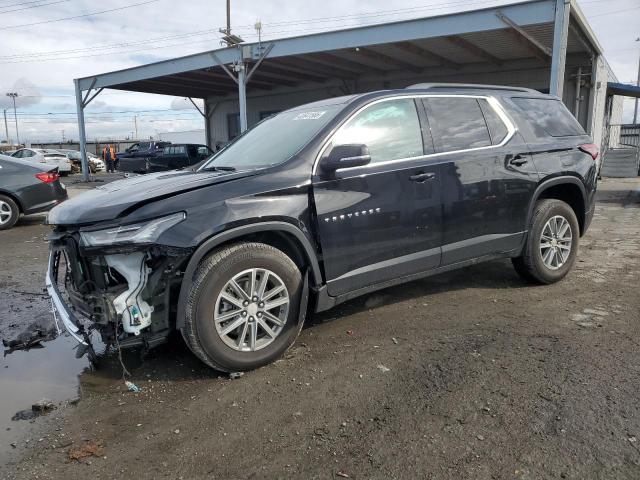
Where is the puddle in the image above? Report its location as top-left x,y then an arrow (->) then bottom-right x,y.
0,333 -> 95,465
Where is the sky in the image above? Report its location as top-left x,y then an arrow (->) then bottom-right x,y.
0,0 -> 639,143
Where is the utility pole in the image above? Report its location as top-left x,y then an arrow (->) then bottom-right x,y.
134,115 -> 138,139
6,92 -> 19,146
219,0 -> 243,46
226,0 -> 231,38
3,109 -> 9,144
633,37 -> 639,125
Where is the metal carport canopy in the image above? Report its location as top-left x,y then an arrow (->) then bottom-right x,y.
74,0 -> 601,180
77,0 -> 562,93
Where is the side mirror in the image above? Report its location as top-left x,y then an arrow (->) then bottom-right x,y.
320,144 -> 371,172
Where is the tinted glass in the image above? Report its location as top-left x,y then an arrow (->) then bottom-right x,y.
201,105 -> 342,170
512,97 -> 585,137
426,97 -> 491,152
479,99 -> 508,145
332,98 -> 424,164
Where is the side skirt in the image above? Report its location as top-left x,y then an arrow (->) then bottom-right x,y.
314,248 -> 522,313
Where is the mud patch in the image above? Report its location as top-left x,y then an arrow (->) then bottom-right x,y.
0,334 -> 93,465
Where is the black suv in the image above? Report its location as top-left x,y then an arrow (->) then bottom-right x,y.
46,84 -> 598,372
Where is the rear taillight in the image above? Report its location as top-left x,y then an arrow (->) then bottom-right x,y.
35,172 -> 59,183
579,143 -> 599,161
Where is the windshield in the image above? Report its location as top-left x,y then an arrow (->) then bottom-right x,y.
199,105 -> 342,170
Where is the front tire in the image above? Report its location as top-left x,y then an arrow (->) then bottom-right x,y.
0,195 -> 20,230
182,242 -> 303,372
512,199 -> 579,284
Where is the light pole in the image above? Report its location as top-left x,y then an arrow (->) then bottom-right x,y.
633,37 -> 639,125
5,92 -> 19,145
3,109 -> 9,144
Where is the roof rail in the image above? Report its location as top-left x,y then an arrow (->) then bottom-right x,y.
405,83 -> 539,94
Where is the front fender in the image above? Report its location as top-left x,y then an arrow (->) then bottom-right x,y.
175,221 -> 322,330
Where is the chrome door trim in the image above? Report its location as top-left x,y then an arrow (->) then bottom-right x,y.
312,94 -> 517,175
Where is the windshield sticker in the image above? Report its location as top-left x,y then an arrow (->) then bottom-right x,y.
293,111 -> 326,120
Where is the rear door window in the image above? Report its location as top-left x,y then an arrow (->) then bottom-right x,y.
478,99 -> 509,145
511,97 -> 585,137
425,97 -> 491,152
332,98 -> 424,164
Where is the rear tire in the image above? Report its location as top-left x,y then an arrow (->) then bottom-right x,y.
0,195 -> 20,230
512,199 -> 579,284
182,242 -> 303,372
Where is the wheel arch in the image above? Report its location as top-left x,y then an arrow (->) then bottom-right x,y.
176,221 -> 322,330
528,177 -> 587,236
0,189 -> 23,213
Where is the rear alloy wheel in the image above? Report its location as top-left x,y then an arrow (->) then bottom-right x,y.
183,242 -> 303,372
0,195 -> 20,230
512,199 -> 579,284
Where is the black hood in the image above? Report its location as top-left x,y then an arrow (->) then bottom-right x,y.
48,169 -> 255,225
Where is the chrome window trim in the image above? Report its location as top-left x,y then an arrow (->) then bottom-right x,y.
312,94 -> 517,175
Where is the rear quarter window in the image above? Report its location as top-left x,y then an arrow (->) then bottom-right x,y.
512,97 -> 585,137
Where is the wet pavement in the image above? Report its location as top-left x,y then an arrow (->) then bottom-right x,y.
0,172 -> 123,465
0,335 -> 90,465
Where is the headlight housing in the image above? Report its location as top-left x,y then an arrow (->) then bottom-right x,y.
80,212 -> 185,247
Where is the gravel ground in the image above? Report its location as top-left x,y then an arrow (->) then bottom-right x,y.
1,177 -> 639,480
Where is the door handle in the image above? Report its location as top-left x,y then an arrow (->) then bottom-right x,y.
509,155 -> 528,167
409,172 -> 436,182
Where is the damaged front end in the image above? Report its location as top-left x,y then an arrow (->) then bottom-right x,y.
46,213 -> 192,351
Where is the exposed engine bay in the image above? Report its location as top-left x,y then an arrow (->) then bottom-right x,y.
48,230 -> 192,350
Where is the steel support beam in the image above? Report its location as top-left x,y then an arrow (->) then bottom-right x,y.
74,79 -> 90,182
310,52 -> 385,75
356,47 -> 421,73
393,41 -> 461,70
204,101 -> 219,150
496,11 -> 552,62
446,35 -> 503,66
550,0 -> 571,97
237,63 -> 247,132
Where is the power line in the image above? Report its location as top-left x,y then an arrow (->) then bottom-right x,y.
0,0 -> 71,14
232,0 -> 499,31
0,0 -> 161,30
0,34 -> 222,63
0,28 -> 219,59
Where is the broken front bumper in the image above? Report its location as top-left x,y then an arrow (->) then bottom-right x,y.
45,251 -> 88,345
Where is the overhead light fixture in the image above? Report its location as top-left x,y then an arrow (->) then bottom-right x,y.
219,29 -> 244,46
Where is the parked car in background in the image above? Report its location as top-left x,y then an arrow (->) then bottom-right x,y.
11,148 -> 72,176
46,84 -> 598,372
87,152 -> 106,172
116,141 -> 170,165
118,143 -> 214,173
0,154 -> 67,230
58,149 -> 105,173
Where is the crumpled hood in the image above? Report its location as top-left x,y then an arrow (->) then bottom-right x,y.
48,169 -> 255,225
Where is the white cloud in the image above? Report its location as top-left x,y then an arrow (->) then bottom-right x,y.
0,78 -> 42,109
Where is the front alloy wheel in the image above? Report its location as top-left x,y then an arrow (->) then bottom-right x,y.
183,242 -> 303,372
214,268 -> 290,352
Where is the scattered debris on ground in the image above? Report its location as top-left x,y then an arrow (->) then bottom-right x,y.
2,317 -> 57,354
11,399 -> 55,422
67,440 -> 105,462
